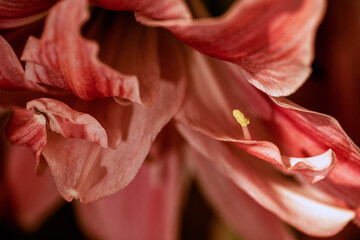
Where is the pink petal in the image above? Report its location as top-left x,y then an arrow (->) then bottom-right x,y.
0,35 -> 43,91
21,0 -> 155,106
0,0 -> 56,29
3,144 -> 62,231
80,10 -> 161,108
26,98 -> 108,148
177,123 -> 355,237
270,97 -> 360,210
74,127 -> 187,240
5,107 -> 47,164
90,0 -> 191,20
176,52 -> 338,184
137,0 -> 326,96
5,97 -> 110,167
40,36 -> 186,202
189,147 -> 295,240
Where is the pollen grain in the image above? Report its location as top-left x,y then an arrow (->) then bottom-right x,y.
233,109 -> 250,127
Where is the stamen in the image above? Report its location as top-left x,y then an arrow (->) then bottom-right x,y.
232,109 -> 251,140
233,109 -> 250,127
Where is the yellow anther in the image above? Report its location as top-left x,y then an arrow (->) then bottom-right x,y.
233,109 -> 250,127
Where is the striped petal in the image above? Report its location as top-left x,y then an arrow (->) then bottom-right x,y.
137,0 -> 326,96
21,0 -> 159,107
177,123 -> 355,237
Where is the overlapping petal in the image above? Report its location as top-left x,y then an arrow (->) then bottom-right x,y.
270,97 -> 360,210
27,98 -> 108,148
5,97 -> 111,163
42,76 -> 185,203
176,51 -> 345,184
177,123 -> 355,236
6,107 -> 47,163
37,30 -> 186,203
137,0 -> 326,96
3,144 -> 62,231
21,0 -> 159,106
189,147 -> 295,240
74,127 -> 187,240
90,0 -> 191,20
0,35 -> 42,91
0,0 -> 57,29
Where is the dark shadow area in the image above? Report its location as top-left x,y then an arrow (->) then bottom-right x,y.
0,204 -> 87,240
181,182 -> 214,240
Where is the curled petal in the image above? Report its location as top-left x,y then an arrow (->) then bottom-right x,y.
137,0 -> 326,96
282,149 -> 336,184
26,98 -> 108,148
0,35 -> 43,91
271,97 -> 360,211
82,10 -> 161,108
6,107 -> 47,163
5,97 -> 110,171
176,52 -> 340,184
0,0 -> 56,29
21,0 -> 150,105
74,127 -> 187,240
40,34 -> 186,202
189,147 -> 295,240
177,124 -> 355,237
90,0 -> 191,20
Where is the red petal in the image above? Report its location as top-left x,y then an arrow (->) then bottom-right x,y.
176,52 -> 339,184
5,97 -> 110,166
137,0 -> 326,96
270,97 -> 360,210
6,107 -> 47,164
81,10 -> 161,108
21,0 -> 154,106
0,36 -> 42,91
190,147 -> 295,240
90,0 -> 191,20
0,0 -> 56,29
40,36 -> 186,202
74,127 -> 187,240
4,145 -> 62,231
27,98 -> 108,148
177,123 -> 355,237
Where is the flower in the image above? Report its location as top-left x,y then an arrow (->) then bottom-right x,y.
1,0 -> 360,239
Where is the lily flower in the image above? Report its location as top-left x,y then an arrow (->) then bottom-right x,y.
0,0 -> 359,239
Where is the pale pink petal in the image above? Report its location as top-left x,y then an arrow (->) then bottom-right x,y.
26,98 -> 108,148
90,0 -> 191,20
178,123 -> 355,237
21,0 -> 155,106
0,0 -> 56,29
176,52 -> 338,184
4,144 -> 62,231
40,35 -> 186,202
189,147 -> 295,240
0,35 -> 43,91
74,127 -> 187,240
137,0 -> 326,96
